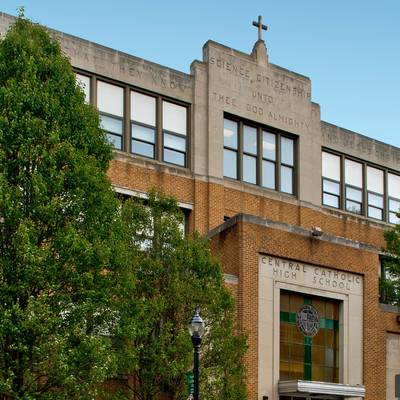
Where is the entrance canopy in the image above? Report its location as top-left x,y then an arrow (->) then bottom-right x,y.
278,380 -> 365,398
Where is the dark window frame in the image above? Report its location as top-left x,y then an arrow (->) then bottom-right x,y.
322,177 -> 341,209
367,189 -> 384,220
74,68 -> 191,169
223,114 -> 298,196
322,148 -> 400,223
345,183 -> 363,215
99,111 -> 124,151
388,196 -> 400,224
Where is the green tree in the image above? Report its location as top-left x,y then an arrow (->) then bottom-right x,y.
119,192 -> 247,400
382,226 -> 400,306
0,15 -> 130,399
0,14 -> 247,400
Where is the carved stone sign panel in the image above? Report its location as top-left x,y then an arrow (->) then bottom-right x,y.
205,42 -> 318,135
260,255 -> 363,295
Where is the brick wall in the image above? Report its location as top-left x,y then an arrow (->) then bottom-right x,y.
109,157 -> 400,400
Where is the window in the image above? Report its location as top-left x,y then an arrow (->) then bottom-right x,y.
388,173 -> 400,224
131,91 -> 156,158
223,119 -> 238,179
75,73 -> 90,103
97,81 -> 124,150
345,159 -> 363,214
280,291 -> 340,383
322,150 -> 400,223
243,125 -> 257,184
162,101 -> 187,167
281,136 -> 295,194
129,93 -> 188,167
223,117 -> 296,195
262,131 -> 276,189
74,70 -> 190,168
367,166 -> 384,220
322,152 -> 341,208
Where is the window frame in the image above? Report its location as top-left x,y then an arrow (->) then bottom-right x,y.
99,111 -> 124,151
223,114 -> 298,196
322,148 -> 400,224
388,196 -> 400,224
161,100 -> 188,167
97,79 -> 125,151
322,177 -> 341,209
74,69 -> 191,169
75,72 -> 91,103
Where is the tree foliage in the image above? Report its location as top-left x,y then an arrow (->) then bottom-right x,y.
0,15 -> 247,400
0,16 -> 127,399
382,226 -> 400,306
119,192 -> 247,400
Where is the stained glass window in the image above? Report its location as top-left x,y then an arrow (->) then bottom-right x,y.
280,291 -> 340,382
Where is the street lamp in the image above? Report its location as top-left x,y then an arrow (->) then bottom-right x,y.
188,309 -> 205,400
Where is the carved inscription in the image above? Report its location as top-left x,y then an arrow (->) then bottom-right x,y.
252,91 -> 274,104
212,91 -> 309,131
261,256 -> 362,294
60,37 -> 190,93
322,125 -> 400,167
213,92 -> 237,107
256,73 -> 311,99
209,56 -> 250,80
266,112 -> 309,130
208,51 -> 313,132
208,53 -> 311,100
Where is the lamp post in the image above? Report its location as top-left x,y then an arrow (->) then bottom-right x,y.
188,309 -> 205,400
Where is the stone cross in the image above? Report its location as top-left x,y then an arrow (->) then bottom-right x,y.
252,15 -> 268,41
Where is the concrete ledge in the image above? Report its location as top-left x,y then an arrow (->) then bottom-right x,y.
224,273 -> 239,284
380,303 -> 400,313
278,380 -> 365,398
207,213 -> 381,254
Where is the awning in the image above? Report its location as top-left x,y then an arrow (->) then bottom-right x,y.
278,380 -> 365,398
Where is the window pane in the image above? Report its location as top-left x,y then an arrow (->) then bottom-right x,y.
164,133 -> 186,152
224,149 -> 237,179
346,200 -> 362,214
367,166 -> 384,194
131,91 -> 156,126
281,137 -> 294,166
97,81 -> 123,117
243,155 -> 256,184
345,159 -> 363,187
368,206 -> 383,220
346,186 -> 362,202
323,193 -> 339,208
281,165 -> 293,194
224,119 -> 238,149
390,212 -> 400,224
243,125 -> 257,155
388,173 -> 400,199
132,123 -> 155,143
322,152 -> 340,181
107,133 -> 122,150
164,148 -> 185,166
323,179 -> 340,195
263,131 -> 276,160
368,193 -> 383,208
75,73 -> 90,103
100,115 -> 122,134
389,199 -> 400,212
163,101 -> 187,135
262,160 -> 275,189
132,140 -> 154,158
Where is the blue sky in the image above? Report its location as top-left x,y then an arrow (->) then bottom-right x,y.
1,0 -> 400,147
